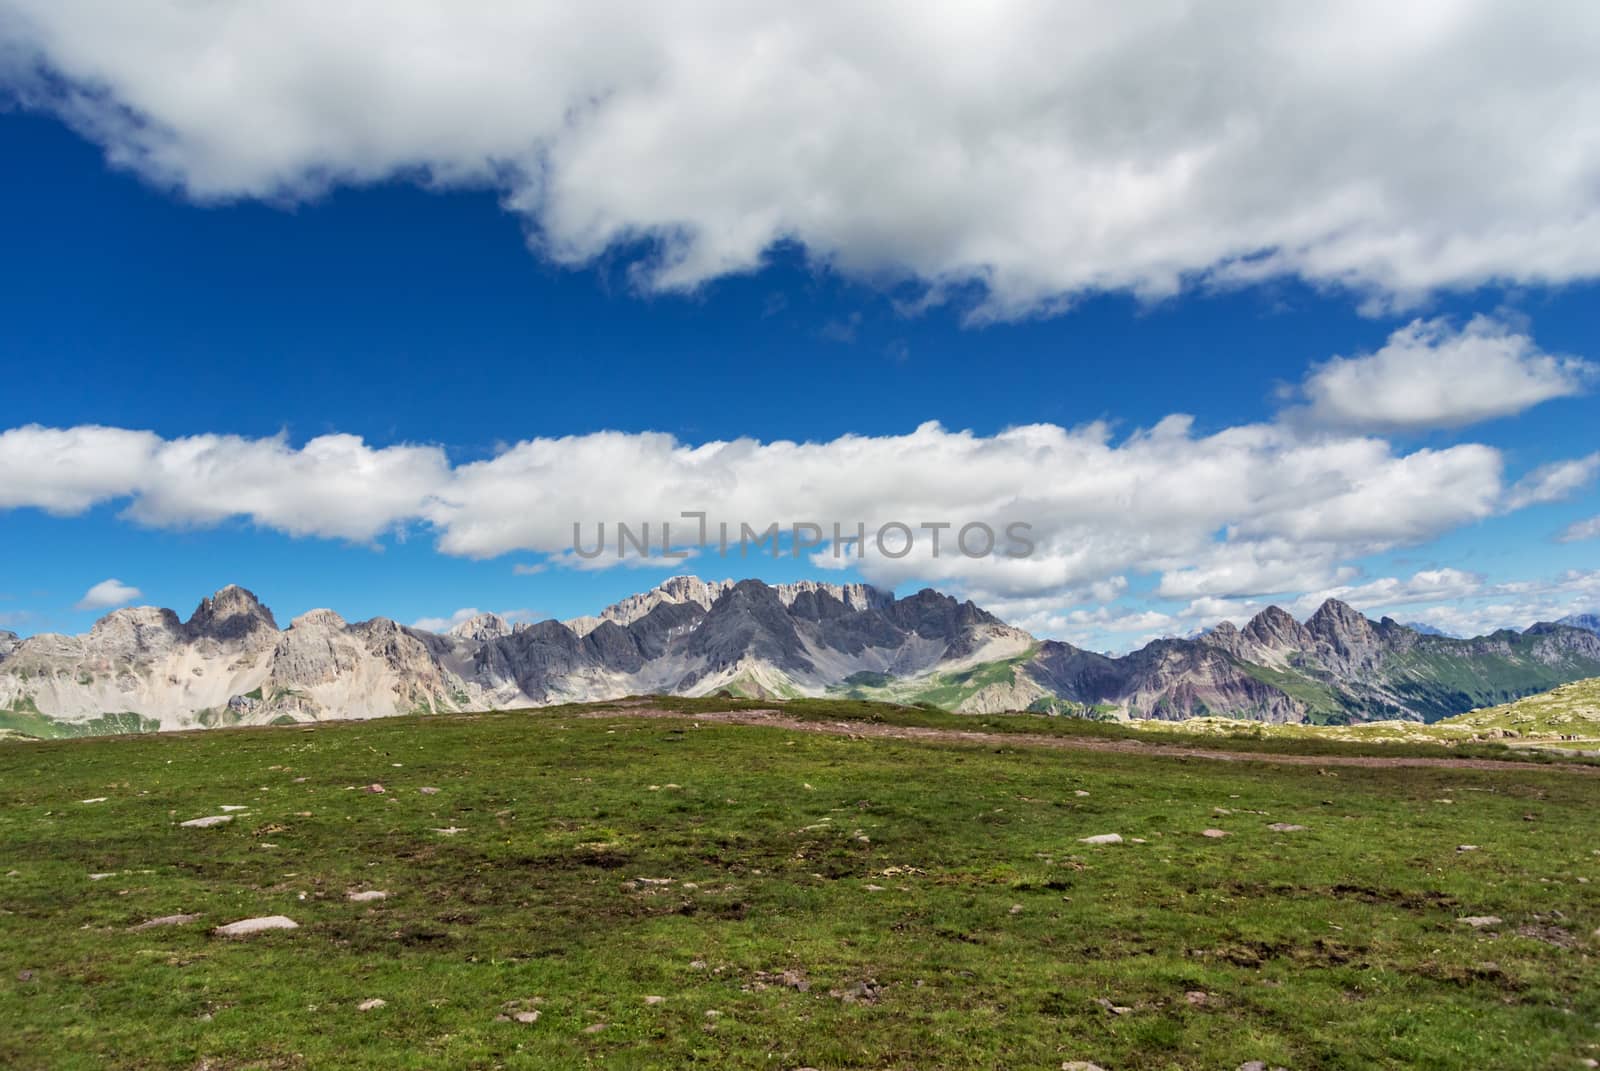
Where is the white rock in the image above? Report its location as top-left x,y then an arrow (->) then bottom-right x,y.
1079,834 -> 1123,845
80,797 -> 108,804
213,915 -> 298,937
347,890 -> 388,902
131,913 -> 202,931
358,998 -> 386,1012
219,805 -> 250,812
1201,829 -> 1230,838
1266,823 -> 1308,832
1458,915 -> 1503,928
180,815 -> 234,828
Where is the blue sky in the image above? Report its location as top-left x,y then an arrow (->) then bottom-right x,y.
2,5 -> 1598,649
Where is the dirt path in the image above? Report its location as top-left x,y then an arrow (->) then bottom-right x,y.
567,705 -> 1600,776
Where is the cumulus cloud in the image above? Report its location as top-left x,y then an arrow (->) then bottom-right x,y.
0,425 -> 448,541
1293,317 -> 1595,432
76,578 -> 142,610
5,3 -> 1600,316
0,415 -> 1538,605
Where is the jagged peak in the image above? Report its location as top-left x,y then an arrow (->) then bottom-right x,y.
1306,597 -> 1372,632
186,583 -> 278,638
446,612 -> 512,641
1246,605 -> 1297,629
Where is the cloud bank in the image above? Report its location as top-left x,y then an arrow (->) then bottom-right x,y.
5,2 -> 1600,315
3,409 -> 1593,616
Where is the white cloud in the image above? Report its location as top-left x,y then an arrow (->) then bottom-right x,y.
0,425 -> 448,542
76,578 -> 142,610
1558,516 -> 1600,544
1294,317 -> 1595,432
6,4 -> 1600,316
1503,453 -> 1600,511
0,415 -> 1525,606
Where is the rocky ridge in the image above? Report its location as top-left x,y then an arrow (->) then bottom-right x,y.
4,579 -> 1600,734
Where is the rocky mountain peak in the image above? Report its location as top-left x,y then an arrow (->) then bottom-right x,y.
1242,605 -> 1308,649
186,584 -> 279,642
447,612 -> 513,642
0,629 -> 21,659
1306,598 -> 1374,643
290,608 -> 348,631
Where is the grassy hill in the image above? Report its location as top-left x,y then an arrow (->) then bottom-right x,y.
2,697 -> 1597,1069
1443,676 -> 1600,740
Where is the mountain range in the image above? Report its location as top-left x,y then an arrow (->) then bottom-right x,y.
3,577 -> 1599,736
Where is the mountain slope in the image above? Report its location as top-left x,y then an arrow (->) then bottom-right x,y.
4,579 -> 1600,735
0,579 -> 1031,733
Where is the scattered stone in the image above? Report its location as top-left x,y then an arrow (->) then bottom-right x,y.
357,998 -> 386,1012
17,969 -> 36,982
1201,829 -> 1230,839
1515,922 -> 1577,948
829,979 -> 883,1004
1093,997 -> 1132,1015
213,915 -> 298,937
1457,845 -> 1480,852
1062,1063 -> 1108,1071
364,784 -> 386,794
131,913 -> 202,931
431,827 -> 465,835
582,1023 -> 607,1034
1213,807 -> 1234,815
1237,1062 -> 1288,1071
418,786 -> 440,795
511,1010 -> 540,1023
1079,833 -> 1123,845
88,872 -> 117,881
1458,915 -> 1503,929
704,1010 -> 722,1019
1184,990 -> 1210,1005
180,815 -> 233,828
347,890 -> 388,902
1009,903 -> 1025,915
864,883 -> 886,892
80,797 -> 107,804
1074,790 -> 1091,797
643,995 -> 666,1005
689,959 -> 708,970
219,805 -> 250,812
1267,823 -> 1308,832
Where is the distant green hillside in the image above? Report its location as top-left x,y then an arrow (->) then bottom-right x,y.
1443,677 -> 1600,739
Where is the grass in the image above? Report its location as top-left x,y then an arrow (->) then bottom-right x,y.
1445,677 -> 1600,741
827,647 -> 1039,710
2,700 -> 1597,1069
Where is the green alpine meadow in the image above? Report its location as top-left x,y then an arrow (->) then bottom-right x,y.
3,695 -> 1597,1069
